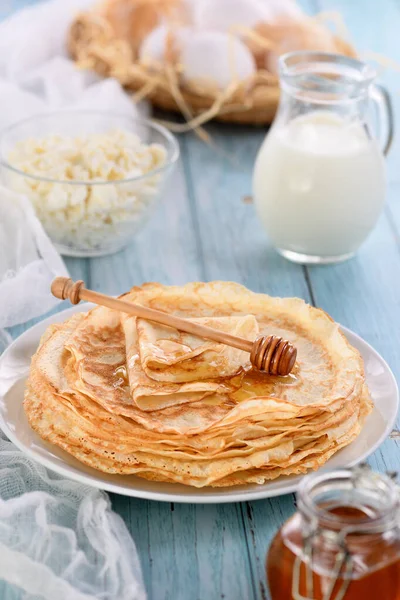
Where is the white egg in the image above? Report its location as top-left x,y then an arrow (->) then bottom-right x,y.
139,24 -> 190,64
195,0 -> 271,33
181,31 -> 256,90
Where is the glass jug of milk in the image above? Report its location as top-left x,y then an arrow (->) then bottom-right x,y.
253,52 -> 393,264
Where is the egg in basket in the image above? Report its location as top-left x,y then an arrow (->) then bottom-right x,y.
68,0 -> 356,126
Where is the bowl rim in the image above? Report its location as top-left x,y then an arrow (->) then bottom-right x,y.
0,110 -> 180,186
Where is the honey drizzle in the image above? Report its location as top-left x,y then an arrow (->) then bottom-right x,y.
113,365 -> 128,388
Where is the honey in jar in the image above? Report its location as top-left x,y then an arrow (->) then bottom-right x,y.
267,465 -> 400,599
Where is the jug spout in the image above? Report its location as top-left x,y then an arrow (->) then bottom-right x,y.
279,51 -> 377,103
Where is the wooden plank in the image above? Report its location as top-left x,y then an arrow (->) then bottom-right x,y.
306,0 -> 400,469
181,3 -> 316,598
238,1 -> 400,596
94,158 -> 257,600
315,0 -> 400,180
110,497 -> 256,600
310,0 -> 400,374
243,494 -> 300,600
180,127 -> 311,301
387,181 -> 400,252
181,118 -> 317,599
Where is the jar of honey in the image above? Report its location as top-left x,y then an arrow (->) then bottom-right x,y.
267,465 -> 400,599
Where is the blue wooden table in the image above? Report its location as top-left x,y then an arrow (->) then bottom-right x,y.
3,1 -> 400,599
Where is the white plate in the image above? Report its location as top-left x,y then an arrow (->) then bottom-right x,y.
0,304 -> 398,504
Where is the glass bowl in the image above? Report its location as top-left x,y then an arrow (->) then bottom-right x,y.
0,111 -> 179,257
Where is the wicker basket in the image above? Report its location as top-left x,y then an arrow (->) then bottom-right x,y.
68,11 -> 356,126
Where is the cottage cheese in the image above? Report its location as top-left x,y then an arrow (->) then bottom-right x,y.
4,130 -> 168,253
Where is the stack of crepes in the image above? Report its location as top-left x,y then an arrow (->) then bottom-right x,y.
24,282 -> 372,488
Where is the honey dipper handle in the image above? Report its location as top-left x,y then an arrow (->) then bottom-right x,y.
51,277 -> 254,353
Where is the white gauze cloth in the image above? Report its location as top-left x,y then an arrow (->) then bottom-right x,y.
0,186 -> 69,329
0,430 -> 146,600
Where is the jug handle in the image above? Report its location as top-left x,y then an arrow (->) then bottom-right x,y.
370,84 -> 394,156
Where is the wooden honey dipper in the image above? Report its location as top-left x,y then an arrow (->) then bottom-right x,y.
51,277 -> 297,376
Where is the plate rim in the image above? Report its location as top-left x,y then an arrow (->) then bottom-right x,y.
0,303 -> 398,504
